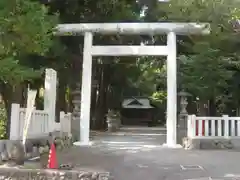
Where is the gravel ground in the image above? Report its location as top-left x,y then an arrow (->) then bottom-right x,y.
58,127 -> 240,180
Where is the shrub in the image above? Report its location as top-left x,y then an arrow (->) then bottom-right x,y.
0,104 -> 7,139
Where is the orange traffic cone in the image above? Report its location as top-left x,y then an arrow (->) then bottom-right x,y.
47,143 -> 58,169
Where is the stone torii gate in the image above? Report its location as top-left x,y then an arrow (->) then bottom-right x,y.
56,22 -> 210,148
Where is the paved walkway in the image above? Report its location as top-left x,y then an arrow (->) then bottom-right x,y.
58,126 -> 240,180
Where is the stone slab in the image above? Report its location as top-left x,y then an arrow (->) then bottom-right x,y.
180,165 -> 204,170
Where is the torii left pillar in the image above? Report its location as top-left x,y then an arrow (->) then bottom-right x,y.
74,32 -> 93,146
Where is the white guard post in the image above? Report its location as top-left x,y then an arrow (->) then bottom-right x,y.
44,69 -> 57,132
55,23 -> 210,147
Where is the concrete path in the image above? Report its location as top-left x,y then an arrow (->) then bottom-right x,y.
58,126 -> 240,180
91,126 -> 166,154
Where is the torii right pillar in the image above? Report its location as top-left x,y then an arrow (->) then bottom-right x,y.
164,31 -> 180,148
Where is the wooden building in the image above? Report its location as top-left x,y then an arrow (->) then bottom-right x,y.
121,97 -> 155,126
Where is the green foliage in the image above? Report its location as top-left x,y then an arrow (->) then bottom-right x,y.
136,0 -> 240,105
0,57 -> 42,83
0,0 -> 59,84
179,51 -> 233,99
4,0 -> 238,116
151,91 -> 167,103
172,0 -> 240,102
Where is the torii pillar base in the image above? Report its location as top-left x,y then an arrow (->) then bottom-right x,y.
73,141 -> 94,146
162,143 -> 182,149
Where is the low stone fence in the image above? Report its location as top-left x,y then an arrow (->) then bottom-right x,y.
183,138 -> 240,150
0,130 -> 113,179
0,131 -> 72,165
0,167 -> 112,180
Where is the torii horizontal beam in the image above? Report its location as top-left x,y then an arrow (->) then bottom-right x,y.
55,22 -> 210,35
91,46 -> 169,56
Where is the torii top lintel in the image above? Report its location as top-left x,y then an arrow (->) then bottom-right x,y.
55,22 -> 210,36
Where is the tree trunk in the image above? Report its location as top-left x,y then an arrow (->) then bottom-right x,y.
90,86 -> 97,129
90,63 -> 98,129
94,64 -> 111,130
30,80 -> 43,110
94,65 -> 105,130
209,98 -> 216,116
198,99 -> 208,116
186,98 -> 197,115
55,71 -> 67,122
67,86 -> 74,112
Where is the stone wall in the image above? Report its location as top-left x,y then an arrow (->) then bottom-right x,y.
0,131 -> 73,164
0,132 -> 114,180
0,167 -> 112,180
183,137 -> 240,150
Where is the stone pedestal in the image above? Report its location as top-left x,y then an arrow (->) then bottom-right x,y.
107,118 -> 119,132
177,91 -> 191,145
71,83 -> 81,141
106,110 -> 121,132
177,115 -> 188,145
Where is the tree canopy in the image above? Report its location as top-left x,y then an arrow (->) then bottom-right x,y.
0,0 -> 59,84
1,0 -> 240,133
